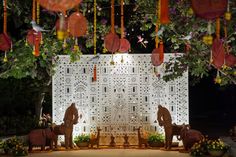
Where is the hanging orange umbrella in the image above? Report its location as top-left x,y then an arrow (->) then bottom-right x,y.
191,0 -> 227,20
38,0 -> 82,13
68,12 -> 87,37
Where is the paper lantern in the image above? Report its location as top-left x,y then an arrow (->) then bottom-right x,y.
191,0 -> 227,20
0,33 -> 12,51
119,38 -> 130,53
225,54 -> 236,67
68,12 -> 88,37
26,29 -> 42,46
104,32 -> 120,53
212,39 -> 225,69
151,42 -> 164,66
39,0 -> 82,13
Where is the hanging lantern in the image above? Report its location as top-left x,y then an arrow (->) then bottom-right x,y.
212,38 -> 225,69
191,0 -> 227,20
225,54 -> 236,67
0,33 -> 12,51
104,0 -> 120,53
68,12 -> 88,37
118,0 -> 130,53
38,0 -> 82,13
0,0 -> 12,62
151,41 -> 164,66
160,0 -> 170,24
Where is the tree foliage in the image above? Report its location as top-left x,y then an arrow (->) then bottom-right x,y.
0,0 -> 235,86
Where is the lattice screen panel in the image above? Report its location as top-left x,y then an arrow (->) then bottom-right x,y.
53,54 -> 189,145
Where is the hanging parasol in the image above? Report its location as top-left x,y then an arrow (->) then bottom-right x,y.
68,12 -> 87,37
191,0 -> 227,20
26,29 -> 42,46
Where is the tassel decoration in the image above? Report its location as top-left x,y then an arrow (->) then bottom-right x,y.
93,65 -> 97,82
159,41 -> 164,63
160,0 -> 170,24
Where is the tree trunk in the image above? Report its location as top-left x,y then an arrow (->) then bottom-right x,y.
35,92 -> 45,120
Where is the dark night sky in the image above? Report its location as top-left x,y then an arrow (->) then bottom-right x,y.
189,75 -> 236,138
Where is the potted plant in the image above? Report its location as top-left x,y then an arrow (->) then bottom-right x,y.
74,134 -> 90,147
207,139 -> 229,157
147,133 -> 164,147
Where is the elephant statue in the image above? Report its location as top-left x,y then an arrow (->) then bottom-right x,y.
179,125 -> 204,151
51,123 -> 65,148
28,128 -> 57,151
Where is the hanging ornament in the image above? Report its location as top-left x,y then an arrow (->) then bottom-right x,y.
68,12 -> 87,37
104,0 -> 120,53
118,0 -> 130,53
55,14 -> 69,40
214,70 -> 222,84
191,0 -> 227,20
38,0 -> 82,13
0,0 -> 12,62
26,0 -> 42,57
151,0 -> 164,66
203,21 -> 213,45
93,65 -> 97,82
215,17 -> 220,40
160,0 -> 170,24
212,38 -> 225,69
224,0 -> 231,21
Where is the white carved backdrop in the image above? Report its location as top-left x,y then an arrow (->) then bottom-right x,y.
53,54 -> 189,144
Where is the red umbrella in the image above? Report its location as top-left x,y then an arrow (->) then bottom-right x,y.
191,0 -> 227,20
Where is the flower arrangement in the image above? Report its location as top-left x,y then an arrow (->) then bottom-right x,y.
147,133 -> 165,143
190,137 -> 229,157
74,134 -> 90,143
0,136 -> 28,156
207,139 -> 229,151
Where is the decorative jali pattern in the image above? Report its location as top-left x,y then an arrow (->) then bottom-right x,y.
53,54 -> 188,143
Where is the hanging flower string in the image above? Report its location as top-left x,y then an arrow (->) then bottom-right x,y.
36,0 -> 40,24
120,0 -> 124,39
3,0 -> 7,34
93,0 -> 97,82
111,0 -> 115,34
